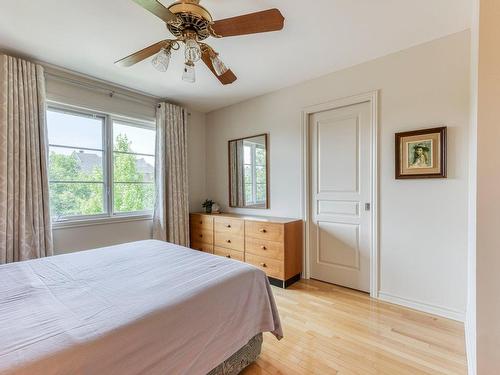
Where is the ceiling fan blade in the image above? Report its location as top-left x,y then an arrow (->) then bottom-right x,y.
132,0 -> 177,23
210,8 -> 284,38
201,49 -> 237,85
115,40 -> 168,67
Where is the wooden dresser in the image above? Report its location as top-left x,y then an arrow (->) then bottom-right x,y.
190,213 -> 303,288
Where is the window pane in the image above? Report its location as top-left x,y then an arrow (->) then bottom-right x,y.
244,184 -> 253,204
47,109 -> 103,150
113,154 -> 154,183
256,166 -> 266,184
113,183 -> 154,213
244,145 -> 252,164
255,147 -> 266,166
112,121 -> 156,214
113,122 -> 155,155
256,184 -> 266,202
49,182 -> 105,218
244,165 -> 252,184
49,147 -> 103,182
47,108 -> 106,220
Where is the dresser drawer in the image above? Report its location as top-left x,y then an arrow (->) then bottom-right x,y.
245,237 -> 284,261
214,232 -> 244,251
191,242 -> 214,254
245,221 -> 284,242
190,214 -> 214,231
190,227 -> 213,245
214,217 -> 244,236
214,246 -> 244,262
245,254 -> 284,279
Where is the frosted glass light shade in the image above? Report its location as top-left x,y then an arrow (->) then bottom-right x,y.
182,62 -> 196,83
152,47 -> 171,72
184,39 -> 201,62
210,53 -> 228,76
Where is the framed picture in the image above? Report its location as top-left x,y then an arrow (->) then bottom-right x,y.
395,126 -> 447,179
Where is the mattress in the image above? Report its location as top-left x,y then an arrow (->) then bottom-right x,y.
0,240 -> 282,375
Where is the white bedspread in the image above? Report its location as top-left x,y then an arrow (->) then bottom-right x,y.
0,240 -> 282,375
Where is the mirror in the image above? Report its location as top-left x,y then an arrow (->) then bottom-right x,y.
228,134 -> 268,209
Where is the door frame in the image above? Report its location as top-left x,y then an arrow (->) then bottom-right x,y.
301,91 -> 379,298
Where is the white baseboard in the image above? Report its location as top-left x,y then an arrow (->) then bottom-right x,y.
378,291 -> 465,322
465,311 -> 476,375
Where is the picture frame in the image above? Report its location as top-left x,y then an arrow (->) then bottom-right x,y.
395,126 -> 447,179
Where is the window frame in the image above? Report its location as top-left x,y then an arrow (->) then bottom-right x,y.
47,103 -> 156,228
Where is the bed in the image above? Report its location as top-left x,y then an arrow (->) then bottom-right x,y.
0,240 -> 282,375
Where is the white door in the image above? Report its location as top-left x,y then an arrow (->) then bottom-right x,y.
309,101 -> 372,292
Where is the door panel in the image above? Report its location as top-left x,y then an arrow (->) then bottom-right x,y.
318,222 -> 359,269
309,101 -> 371,292
318,200 -> 359,216
318,116 -> 359,193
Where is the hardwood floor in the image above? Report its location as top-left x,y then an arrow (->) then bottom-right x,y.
242,279 -> 467,375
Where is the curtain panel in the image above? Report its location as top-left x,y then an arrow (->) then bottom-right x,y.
153,103 -> 189,246
229,139 -> 244,207
0,54 -> 53,263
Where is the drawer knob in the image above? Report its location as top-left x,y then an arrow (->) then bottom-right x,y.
199,221 -> 203,224
226,239 -> 231,243
260,263 -> 267,268
261,246 -> 267,250
259,228 -> 267,233
226,254 -> 231,258
199,234 -> 203,238
226,224 -> 231,228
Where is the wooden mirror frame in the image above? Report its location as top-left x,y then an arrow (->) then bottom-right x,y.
228,133 -> 270,209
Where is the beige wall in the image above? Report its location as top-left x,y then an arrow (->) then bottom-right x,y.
476,0 -> 500,372
206,31 -> 471,319
46,70 -> 207,253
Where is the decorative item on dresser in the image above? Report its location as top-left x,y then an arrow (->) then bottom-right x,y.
202,199 -> 215,213
190,213 -> 303,288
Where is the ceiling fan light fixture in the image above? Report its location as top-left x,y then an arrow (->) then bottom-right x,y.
152,47 -> 171,72
117,1 -> 285,86
210,53 -> 228,76
184,38 -> 202,62
182,61 -> 196,83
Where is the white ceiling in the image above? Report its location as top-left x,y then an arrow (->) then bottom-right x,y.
0,0 -> 471,112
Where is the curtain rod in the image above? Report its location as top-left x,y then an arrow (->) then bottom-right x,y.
44,71 -> 160,108
45,71 -> 191,116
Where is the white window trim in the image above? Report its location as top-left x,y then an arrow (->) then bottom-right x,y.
47,103 -> 156,227
52,213 -> 153,230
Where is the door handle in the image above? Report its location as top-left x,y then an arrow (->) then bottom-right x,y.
365,203 -> 371,211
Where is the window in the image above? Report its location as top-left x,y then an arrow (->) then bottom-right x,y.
243,140 -> 267,206
112,121 -> 155,214
47,106 -> 155,222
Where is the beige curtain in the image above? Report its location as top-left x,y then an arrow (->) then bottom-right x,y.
0,55 -> 53,263
229,139 -> 244,207
153,102 -> 189,246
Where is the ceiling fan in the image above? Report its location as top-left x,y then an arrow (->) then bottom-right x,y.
115,0 -> 285,85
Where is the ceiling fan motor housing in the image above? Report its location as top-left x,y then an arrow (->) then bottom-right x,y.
167,0 -> 213,41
